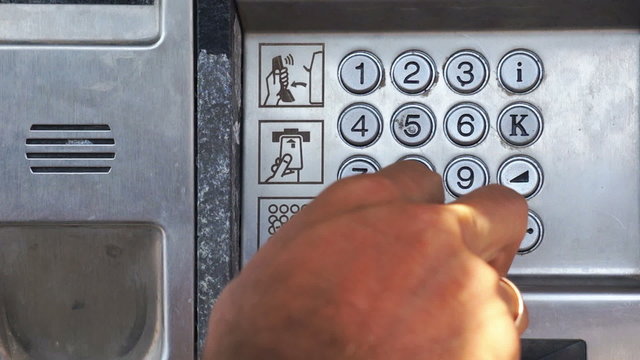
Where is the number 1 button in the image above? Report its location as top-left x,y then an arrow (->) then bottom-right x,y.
444,156 -> 489,197
391,50 -> 436,95
339,51 -> 383,95
444,50 -> 489,95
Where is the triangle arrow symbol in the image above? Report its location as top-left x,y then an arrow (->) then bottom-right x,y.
510,170 -> 530,183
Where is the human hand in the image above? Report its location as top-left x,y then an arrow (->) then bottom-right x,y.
204,161 -> 529,360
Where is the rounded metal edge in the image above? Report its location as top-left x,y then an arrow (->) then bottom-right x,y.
517,210 -> 544,255
497,48 -> 544,95
496,155 -> 544,200
337,155 -> 382,180
443,49 -> 490,96
442,154 -> 490,198
390,50 -> 437,95
398,155 -> 436,172
443,102 -> 490,148
337,102 -> 384,149
496,102 -> 544,148
337,50 -> 385,96
389,102 -> 437,148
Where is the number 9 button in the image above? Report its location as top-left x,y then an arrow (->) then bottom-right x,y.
391,50 -> 436,95
444,156 -> 489,197
444,103 -> 489,147
391,103 -> 436,147
444,50 -> 489,95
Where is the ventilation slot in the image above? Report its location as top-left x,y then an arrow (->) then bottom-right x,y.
26,124 -> 116,175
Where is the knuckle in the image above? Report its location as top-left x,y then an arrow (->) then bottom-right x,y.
324,173 -> 400,201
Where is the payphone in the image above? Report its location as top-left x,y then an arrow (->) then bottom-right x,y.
0,0 -> 194,359
238,0 -> 640,358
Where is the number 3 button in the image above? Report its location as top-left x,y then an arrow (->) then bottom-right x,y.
391,50 -> 437,95
444,50 -> 489,95
444,156 -> 489,197
391,103 -> 436,147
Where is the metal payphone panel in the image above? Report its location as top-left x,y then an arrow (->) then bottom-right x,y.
239,1 -> 640,357
0,0 -> 194,359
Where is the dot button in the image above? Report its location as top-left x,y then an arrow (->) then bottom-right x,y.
519,211 -> 544,254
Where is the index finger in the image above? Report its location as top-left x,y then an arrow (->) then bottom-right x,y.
274,160 -> 444,240
448,185 -> 528,275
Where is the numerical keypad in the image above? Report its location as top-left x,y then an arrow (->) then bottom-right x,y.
444,50 -> 489,95
334,48 -> 545,253
391,50 -> 436,95
444,103 -> 489,147
390,103 -> 435,147
339,51 -> 383,95
338,103 -> 382,147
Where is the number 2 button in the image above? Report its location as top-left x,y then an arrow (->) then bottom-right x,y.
391,50 -> 436,95
444,50 -> 489,95
444,156 -> 489,197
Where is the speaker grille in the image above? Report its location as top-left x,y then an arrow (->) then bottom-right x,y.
26,124 -> 116,174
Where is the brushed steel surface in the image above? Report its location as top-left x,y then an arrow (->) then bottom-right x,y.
0,0 -> 194,358
242,29 -> 640,358
0,3 -> 160,44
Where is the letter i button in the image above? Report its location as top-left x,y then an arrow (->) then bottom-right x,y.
498,103 -> 543,147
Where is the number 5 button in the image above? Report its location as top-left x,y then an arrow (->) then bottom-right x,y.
444,156 -> 489,197
391,103 -> 436,147
391,50 -> 436,95
444,50 -> 489,95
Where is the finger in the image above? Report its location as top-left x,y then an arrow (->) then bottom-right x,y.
448,185 -> 528,275
271,160 -> 444,241
273,154 -> 292,178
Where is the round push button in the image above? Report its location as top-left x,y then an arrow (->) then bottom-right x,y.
498,49 -> 543,94
338,103 -> 383,147
444,156 -> 489,197
444,103 -> 489,147
498,103 -> 543,147
498,156 -> 543,199
444,50 -> 489,95
338,156 -> 381,179
390,103 -> 436,147
519,211 -> 544,254
339,51 -> 383,95
391,50 -> 436,95
399,155 -> 435,172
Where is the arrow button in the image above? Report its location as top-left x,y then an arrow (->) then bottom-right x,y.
498,156 -> 543,199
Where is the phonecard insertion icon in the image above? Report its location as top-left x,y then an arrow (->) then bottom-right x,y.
258,197 -> 313,247
259,120 -> 324,184
259,43 -> 325,108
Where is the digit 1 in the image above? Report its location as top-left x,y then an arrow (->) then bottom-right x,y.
517,62 -> 523,83
355,62 -> 365,85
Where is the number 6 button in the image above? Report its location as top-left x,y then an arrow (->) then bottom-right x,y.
444,50 -> 489,95
391,50 -> 436,95
391,103 -> 436,147
444,103 -> 489,147
444,156 -> 489,197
